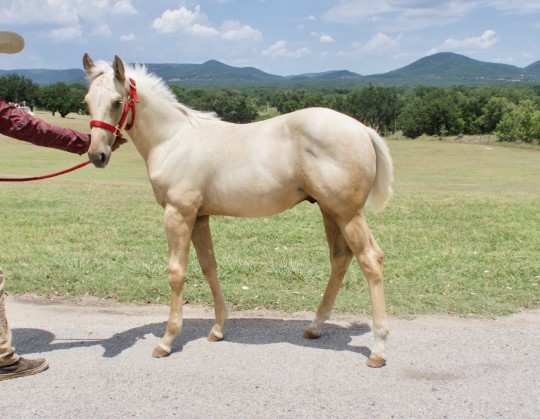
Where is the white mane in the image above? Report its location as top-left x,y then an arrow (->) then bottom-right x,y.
87,60 -> 218,124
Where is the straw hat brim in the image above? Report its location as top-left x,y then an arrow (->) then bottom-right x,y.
0,31 -> 24,54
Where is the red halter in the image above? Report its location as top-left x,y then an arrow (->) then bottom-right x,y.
89,77 -> 139,140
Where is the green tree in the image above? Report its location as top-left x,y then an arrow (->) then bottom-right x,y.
397,87 -> 463,137
272,89 -> 330,114
478,96 -> 513,133
342,85 -> 402,133
37,82 -> 86,117
209,89 -> 258,123
300,92 -> 327,109
496,100 -> 540,143
169,85 -> 213,111
0,74 -> 39,107
273,90 -> 307,114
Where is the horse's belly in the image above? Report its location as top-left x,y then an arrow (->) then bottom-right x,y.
202,184 -> 308,217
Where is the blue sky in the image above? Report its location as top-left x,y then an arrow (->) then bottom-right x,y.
1,0 -> 539,76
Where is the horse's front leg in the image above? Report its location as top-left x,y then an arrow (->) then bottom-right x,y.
152,205 -> 195,358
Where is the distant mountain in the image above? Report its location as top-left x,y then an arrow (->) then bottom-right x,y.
366,52 -> 528,85
1,52 -> 538,87
0,68 -> 86,84
146,60 -> 283,86
524,60 -> 540,77
285,69 -> 363,85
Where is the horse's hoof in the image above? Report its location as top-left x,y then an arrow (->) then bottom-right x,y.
366,355 -> 386,368
303,329 -> 321,340
207,331 -> 223,342
152,346 -> 171,358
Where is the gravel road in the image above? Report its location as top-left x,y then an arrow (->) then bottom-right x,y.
1,295 -> 538,418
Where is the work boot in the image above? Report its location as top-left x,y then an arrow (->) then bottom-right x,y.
0,357 -> 49,381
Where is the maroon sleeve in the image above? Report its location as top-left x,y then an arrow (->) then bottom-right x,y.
0,100 -> 90,155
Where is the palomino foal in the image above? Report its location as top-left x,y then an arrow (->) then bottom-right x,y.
83,54 -> 394,367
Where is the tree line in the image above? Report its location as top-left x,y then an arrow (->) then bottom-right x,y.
1,73 -> 539,143
269,85 -> 540,143
0,73 -> 87,118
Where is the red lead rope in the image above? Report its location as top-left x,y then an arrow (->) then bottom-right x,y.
0,160 -> 91,182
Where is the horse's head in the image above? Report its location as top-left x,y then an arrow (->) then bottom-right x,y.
83,53 -> 129,168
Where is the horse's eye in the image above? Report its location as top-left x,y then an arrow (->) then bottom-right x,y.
113,100 -> 122,109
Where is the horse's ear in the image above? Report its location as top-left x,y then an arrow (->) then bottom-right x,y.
113,55 -> 126,84
83,53 -> 95,75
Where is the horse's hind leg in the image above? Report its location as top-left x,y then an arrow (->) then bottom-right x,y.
340,211 -> 388,368
191,215 -> 228,341
304,210 -> 353,339
152,206 -> 195,358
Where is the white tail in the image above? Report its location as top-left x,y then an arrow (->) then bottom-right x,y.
366,127 -> 394,213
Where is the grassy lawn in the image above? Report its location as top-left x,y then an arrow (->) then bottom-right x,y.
1,111 -> 539,316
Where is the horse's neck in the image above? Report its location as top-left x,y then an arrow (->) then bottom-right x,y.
127,92 -> 188,161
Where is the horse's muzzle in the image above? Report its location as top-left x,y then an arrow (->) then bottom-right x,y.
88,149 -> 111,168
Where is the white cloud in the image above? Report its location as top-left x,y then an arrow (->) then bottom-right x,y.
340,32 -> 400,57
0,0 -> 118,44
488,0 -> 540,14
429,30 -> 498,54
361,32 -> 398,54
0,0 -> 112,25
262,41 -> 287,57
120,32 -> 136,41
50,25 -> 83,42
0,0 -> 78,25
322,0 -> 398,23
91,24 -> 112,37
322,1 -> 476,31
113,0 -> 139,15
152,5 -> 219,37
152,5 -> 262,43
310,32 -> 335,43
190,23 -> 221,37
262,40 -> 310,58
319,34 -> 335,43
220,20 -> 262,42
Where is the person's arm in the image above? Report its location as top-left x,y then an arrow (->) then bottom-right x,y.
0,100 -> 90,155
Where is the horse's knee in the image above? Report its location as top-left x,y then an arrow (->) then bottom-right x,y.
168,263 -> 185,276
168,264 -> 186,290
359,247 -> 384,281
364,245 -> 384,267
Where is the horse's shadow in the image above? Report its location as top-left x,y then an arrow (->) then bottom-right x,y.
12,317 -> 372,360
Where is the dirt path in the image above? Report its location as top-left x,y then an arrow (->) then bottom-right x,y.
1,295 -> 538,418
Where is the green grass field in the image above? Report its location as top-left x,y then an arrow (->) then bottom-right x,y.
1,111 -> 539,316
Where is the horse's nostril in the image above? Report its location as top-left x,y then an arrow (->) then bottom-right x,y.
100,152 -> 107,163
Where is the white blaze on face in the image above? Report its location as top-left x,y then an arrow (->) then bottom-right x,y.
97,84 -> 104,107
